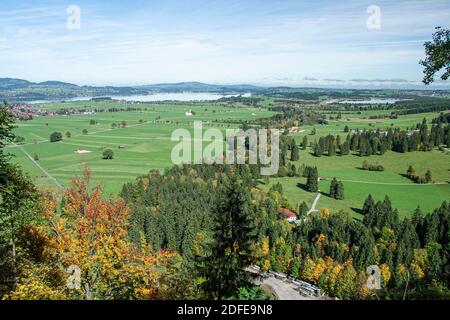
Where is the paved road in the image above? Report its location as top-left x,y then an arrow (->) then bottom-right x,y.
256,276 -> 316,300
247,266 -> 322,300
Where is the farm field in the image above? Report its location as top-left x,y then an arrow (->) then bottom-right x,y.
279,111 -> 450,218
292,112 -> 445,138
8,101 -> 275,195
8,102 -> 450,218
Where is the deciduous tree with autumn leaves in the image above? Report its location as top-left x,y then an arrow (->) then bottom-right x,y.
5,167 -> 199,300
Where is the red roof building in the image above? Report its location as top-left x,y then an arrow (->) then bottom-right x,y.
277,208 -> 298,223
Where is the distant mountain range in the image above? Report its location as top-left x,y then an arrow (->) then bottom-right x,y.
1,77 -> 449,103
0,78 -> 264,102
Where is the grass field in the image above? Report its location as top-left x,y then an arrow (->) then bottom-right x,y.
9,101 -> 275,195
9,101 -> 449,218
262,147 -> 449,219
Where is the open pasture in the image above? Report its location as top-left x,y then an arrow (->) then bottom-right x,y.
9,101 -> 275,195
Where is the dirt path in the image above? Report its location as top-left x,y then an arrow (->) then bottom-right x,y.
14,143 -> 63,190
307,192 -> 321,215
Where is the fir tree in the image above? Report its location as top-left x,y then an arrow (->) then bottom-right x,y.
291,143 -> 299,161
306,167 -> 319,192
200,176 -> 257,299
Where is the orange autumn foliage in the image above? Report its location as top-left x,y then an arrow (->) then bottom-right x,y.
9,167 -> 185,300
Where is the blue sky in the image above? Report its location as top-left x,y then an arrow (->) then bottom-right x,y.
0,0 -> 449,87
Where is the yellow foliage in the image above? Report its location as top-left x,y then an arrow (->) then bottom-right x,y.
380,264 -> 391,286
11,168 -> 183,300
261,236 -> 270,256
262,259 -> 271,271
320,208 -> 330,218
412,248 -> 428,276
410,263 -> 425,279
314,233 -> 326,248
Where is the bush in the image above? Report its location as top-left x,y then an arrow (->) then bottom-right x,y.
82,129 -> 88,135
362,161 -> 384,171
49,132 -> 63,142
102,149 -> 114,160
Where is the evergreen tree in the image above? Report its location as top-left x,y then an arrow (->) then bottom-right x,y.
306,167 -> 319,193
0,102 -> 38,290
300,201 -> 309,216
302,136 -> 308,150
328,141 -> 336,156
200,176 -> 257,299
335,181 -> 344,200
291,143 -> 299,161
425,170 -> 432,183
313,142 -> 323,157
329,178 -> 338,198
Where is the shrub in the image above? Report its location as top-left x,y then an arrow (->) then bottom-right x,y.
49,132 -> 63,142
102,149 -> 114,160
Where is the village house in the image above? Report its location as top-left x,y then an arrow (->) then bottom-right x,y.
277,208 -> 298,223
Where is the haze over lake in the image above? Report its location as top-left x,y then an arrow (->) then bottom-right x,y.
338,99 -> 402,105
28,92 -> 251,104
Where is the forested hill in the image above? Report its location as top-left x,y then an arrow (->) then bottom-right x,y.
0,78 -> 263,102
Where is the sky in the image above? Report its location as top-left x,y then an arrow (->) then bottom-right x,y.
0,0 -> 449,88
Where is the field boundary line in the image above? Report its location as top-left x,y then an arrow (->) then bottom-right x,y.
336,179 -> 448,186
5,119 -> 155,149
14,143 -> 63,190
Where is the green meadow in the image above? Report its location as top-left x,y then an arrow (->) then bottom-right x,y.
263,148 -> 450,219
8,101 -> 449,218
9,101 -> 275,195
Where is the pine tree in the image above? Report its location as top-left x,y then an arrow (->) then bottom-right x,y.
200,176 -> 257,299
425,170 -> 432,183
406,165 -> 417,179
328,142 -> 336,156
340,141 -> 350,155
313,142 -> 323,157
329,178 -> 338,198
362,194 -> 375,215
302,136 -> 308,150
300,201 -> 309,216
335,181 -> 344,200
291,143 -> 299,161
306,167 -> 319,192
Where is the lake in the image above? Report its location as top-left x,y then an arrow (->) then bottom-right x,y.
28,92 -> 251,104
338,99 -> 401,105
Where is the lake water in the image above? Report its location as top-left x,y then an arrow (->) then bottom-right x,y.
28,92 -> 251,104
338,99 -> 401,105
